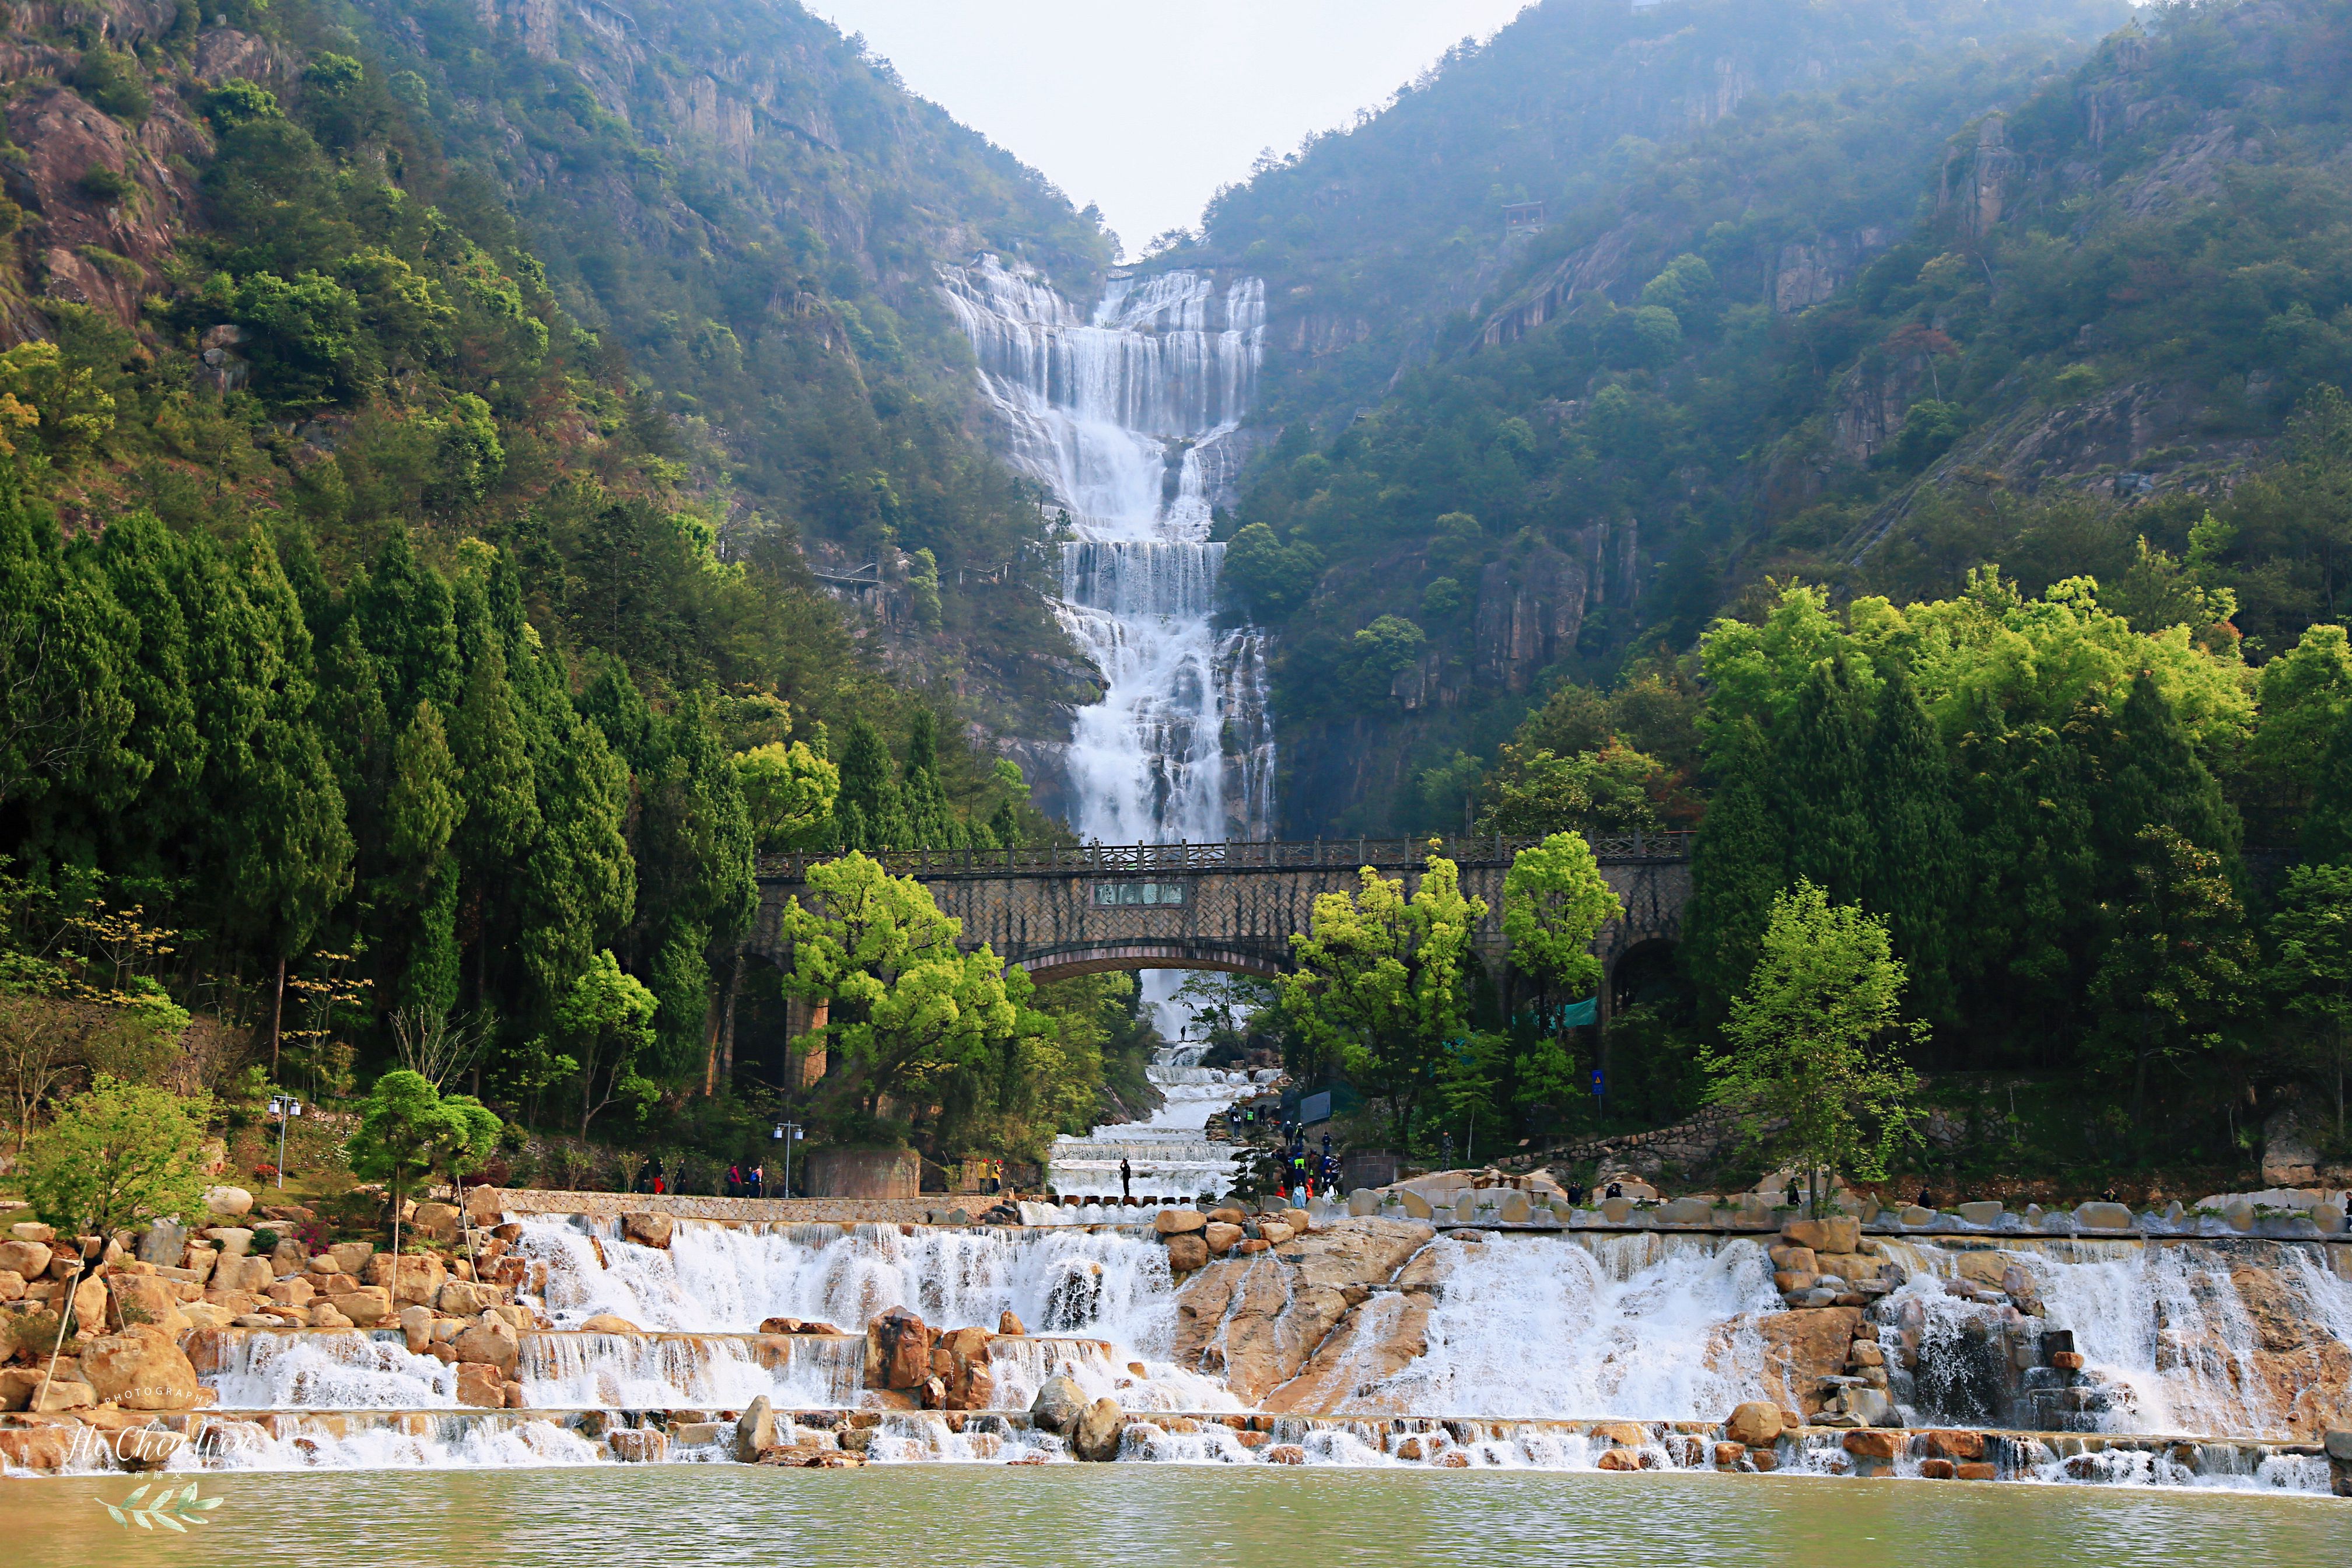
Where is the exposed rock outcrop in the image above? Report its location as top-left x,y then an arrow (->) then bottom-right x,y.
1170,1217 -> 1432,1405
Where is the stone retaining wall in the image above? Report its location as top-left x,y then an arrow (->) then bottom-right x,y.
477,1189 -> 943,1226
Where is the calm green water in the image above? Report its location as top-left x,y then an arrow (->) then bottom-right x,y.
4,1467 -> 2344,1567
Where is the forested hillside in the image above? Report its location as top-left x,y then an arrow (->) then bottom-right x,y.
0,0 -> 1148,1177
1195,0 -> 2351,841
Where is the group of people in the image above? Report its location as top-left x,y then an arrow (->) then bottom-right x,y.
724,1164 -> 769,1198
1280,1128 -> 1340,1205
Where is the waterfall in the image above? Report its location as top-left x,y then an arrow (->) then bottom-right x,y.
1044,1058 -> 1269,1199
943,256 -> 1276,1033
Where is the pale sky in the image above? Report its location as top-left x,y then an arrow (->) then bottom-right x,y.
802,0 -> 1535,255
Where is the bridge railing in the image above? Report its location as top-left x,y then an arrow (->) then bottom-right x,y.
756,832 -> 1693,881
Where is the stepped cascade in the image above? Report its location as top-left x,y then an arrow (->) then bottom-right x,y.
1044,1055 -> 1275,1200
943,257 -> 1275,1031
10,1198 -> 2342,1488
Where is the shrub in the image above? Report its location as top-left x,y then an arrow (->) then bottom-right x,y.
76,166 -> 134,202
23,1075 -> 214,1237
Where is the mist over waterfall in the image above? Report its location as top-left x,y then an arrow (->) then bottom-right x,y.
943,255 -> 1276,1036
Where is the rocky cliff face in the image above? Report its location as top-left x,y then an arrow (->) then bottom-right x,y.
1168,1217 -> 1433,1406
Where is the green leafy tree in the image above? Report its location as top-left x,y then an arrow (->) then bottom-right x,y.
2091,827 -> 2258,1125
778,852 -> 1022,1121
542,951 -> 657,1138
2265,861 -> 2352,1141
734,740 -> 839,852
1280,856 -> 1486,1147
1682,719 -> 1787,1007
381,701 -> 464,1013
1699,881 -> 1924,1212
1863,665 -> 1962,1020
345,1069 -> 501,1213
1502,831 -> 1623,998
834,719 -> 906,851
1479,743 -> 1664,837
23,1076 -> 213,1237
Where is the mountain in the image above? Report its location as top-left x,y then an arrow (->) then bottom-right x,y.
1182,0 -> 2352,835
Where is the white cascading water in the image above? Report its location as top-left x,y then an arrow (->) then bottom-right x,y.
1336,1233 -> 1782,1419
1044,1057 -> 1270,1200
942,256 -> 1276,1033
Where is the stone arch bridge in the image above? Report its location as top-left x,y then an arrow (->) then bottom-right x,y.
750,834 -> 1691,1007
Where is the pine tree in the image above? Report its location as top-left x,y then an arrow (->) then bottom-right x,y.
2099,671 -> 2239,862
85,512 -> 198,841
900,709 -> 957,849
352,529 -> 460,722
1682,718 -> 1788,1012
382,701 -> 465,1013
1778,654 -> 1874,904
836,718 -> 906,850
1864,665 -> 1962,1021
2305,698 -> 2352,867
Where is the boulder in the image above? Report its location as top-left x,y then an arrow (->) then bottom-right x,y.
0,1426 -> 84,1469
365,1251 -> 449,1306
580,1313 -> 643,1334
214,1254 -> 273,1294
1165,1233 -> 1209,1273
1208,1208 -> 1246,1226
2323,1430 -> 2352,1462
1600,1196 -> 1634,1223
450,1315 -> 520,1376
607,1428 -> 669,1462
1154,1209 -> 1208,1236
1031,1374 -> 1090,1438
736,1395 -> 776,1462
1724,1401 -> 1783,1447
327,1286 -> 393,1325
1348,1189 -> 1381,1217
999,1310 -> 1027,1337
329,1241 -> 376,1275
399,1304 -> 435,1356
621,1212 -> 674,1249
1924,1429 -> 1985,1460
1282,1209 -> 1312,1235
412,1202 -> 463,1241
1594,1447 -> 1641,1471
1072,1396 -> 1126,1461
111,1426 -> 189,1472
0,1269 -> 21,1302
1656,1196 -> 1712,1226
454,1362 -> 505,1408
80,1324 -> 202,1409
208,1227 -> 255,1258
9,1221 -> 55,1243
864,1307 -> 935,1391
203,1185 -> 254,1219
69,1273 -> 108,1326
1900,1205 -> 1936,1227
1258,1222 -> 1294,1247
2074,1201 -> 2134,1231
1957,1200 -> 2004,1227
1842,1387 -> 1902,1427
438,1280 -> 496,1315
264,1276 -> 316,1307
1768,1245 -> 1819,1273
1203,1222 -> 1244,1255
108,1273 -> 192,1334
138,1219 -> 188,1265
1782,1217 -> 1860,1254
0,1239 -> 52,1278
1398,1188 -> 1435,1220
1843,1429 -> 1902,1461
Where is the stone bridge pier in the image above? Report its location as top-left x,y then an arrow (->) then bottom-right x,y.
748,834 -> 1691,1013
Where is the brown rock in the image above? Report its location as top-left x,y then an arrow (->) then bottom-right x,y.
411,1201 -> 462,1241
999,1310 -> 1027,1336
1203,1222 -> 1244,1255
264,1275 -> 316,1307
1781,1217 -> 1861,1254
454,1361 -> 505,1408
365,1252 -> 449,1307
1919,1458 -> 1956,1479
2050,1350 -> 2085,1371
1154,1209 -> 1208,1236
0,1427 -> 82,1471
1209,1208 -> 1245,1226
1848,1341 -> 1885,1367
1238,1238 -> 1270,1254
1165,1233 -> 1209,1273
0,1268 -> 22,1302
107,1273 -> 191,1334
1595,1447 -> 1640,1471
80,1324 -> 201,1410
621,1212 -> 674,1249
1773,1270 -> 1819,1294
1955,1462 -> 1998,1481
608,1428 -> 669,1462
580,1313 -> 644,1334
1258,1222 -> 1295,1247
327,1286 -> 393,1325
1072,1396 -> 1126,1461
0,1239 -> 52,1278
450,1315 -> 520,1376
1712,1441 -> 1746,1468
1174,1217 -> 1434,1408
1767,1245 -> 1818,1274
1843,1430 -> 1901,1461
329,1241 -> 376,1275
1925,1429 -> 1985,1460
1724,1401 -> 1783,1447
503,1380 -> 526,1408
1756,1306 -> 1865,1416
1265,1444 -> 1307,1464
864,1307 -> 935,1391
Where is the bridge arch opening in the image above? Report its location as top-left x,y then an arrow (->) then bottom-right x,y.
1609,937 -> 1681,1017
1014,943 -> 1287,988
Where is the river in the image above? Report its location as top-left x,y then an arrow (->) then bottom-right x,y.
11,1464 -> 2344,1566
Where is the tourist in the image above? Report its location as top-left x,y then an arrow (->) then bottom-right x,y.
1121,1157 -> 1133,1203
1566,1184 -> 1584,1206
726,1163 -> 743,1198
635,1157 -> 659,1194
1605,1181 -> 1622,1200
1918,1187 -> 1935,1209
748,1164 -> 764,1199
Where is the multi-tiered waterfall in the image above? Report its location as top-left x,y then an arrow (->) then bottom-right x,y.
942,256 -> 1277,1172
941,256 -> 1276,867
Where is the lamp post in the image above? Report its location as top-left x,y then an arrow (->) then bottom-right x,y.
771,1121 -> 803,1199
267,1096 -> 302,1189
